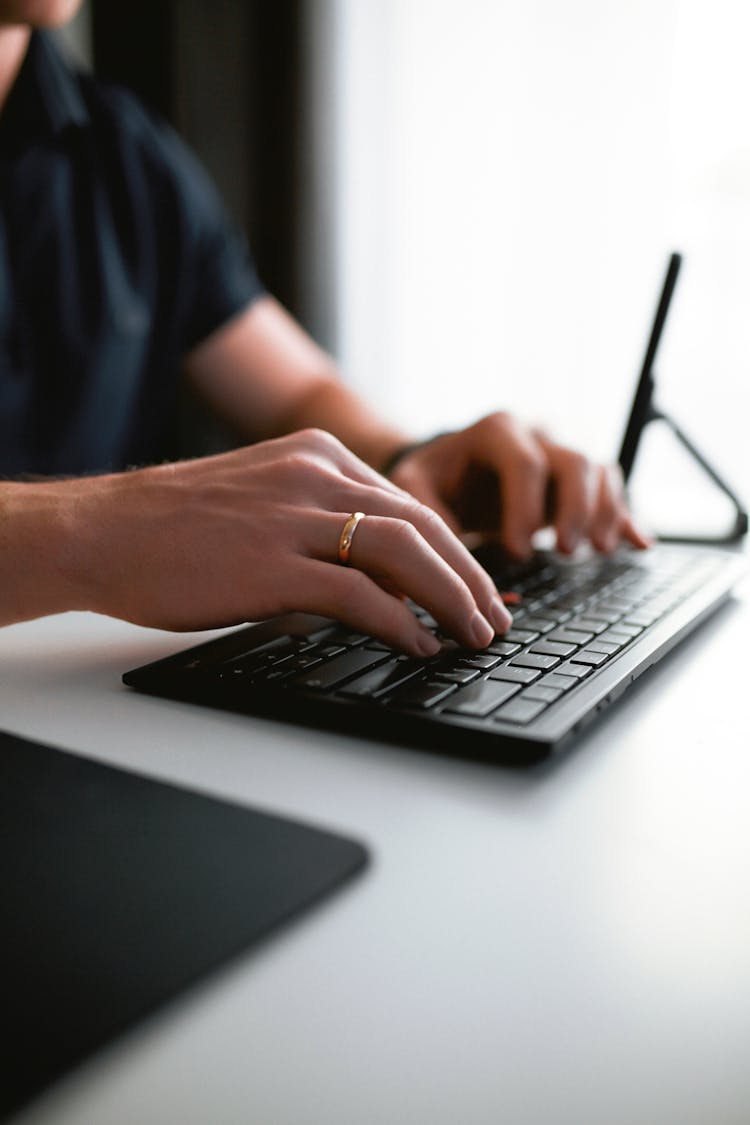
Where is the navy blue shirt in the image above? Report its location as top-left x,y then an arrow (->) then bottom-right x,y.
0,32 -> 263,475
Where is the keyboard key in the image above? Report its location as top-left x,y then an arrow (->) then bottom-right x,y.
623,613 -> 659,627
516,616 -> 557,633
505,629 -> 540,644
444,678 -> 521,717
570,648 -> 609,667
264,667 -> 297,683
608,622 -> 644,637
598,629 -> 635,646
602,594 -> 638,607
566,617 -> 609,635
291,653 -> 323,671
589,639 -> 625,657
547,628 -> 594,646
486,641 -> 521,657
433,667 -> 481,685
488,665 -> 541,684
537,672 -> 578,691
494,697 -> 547,724
508,652 -> 560,671
580,608 -> 623,625
554,660 -> 593,680
392,680 -> 457,709
529,639 -> 577,658
317,645 -> 347,660
585,640 -> 622,655
521,684 -> 564,703
340,658 -> 425,698
457,653 -> 502,671
294,649 -> 389,691
224,634 -> 314,668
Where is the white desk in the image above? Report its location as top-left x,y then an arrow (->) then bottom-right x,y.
3,587 -> 750,1125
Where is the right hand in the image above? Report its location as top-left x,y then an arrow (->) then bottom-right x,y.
70,429 -> 512,655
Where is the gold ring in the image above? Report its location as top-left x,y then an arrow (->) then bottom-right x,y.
337,511 -> 366,566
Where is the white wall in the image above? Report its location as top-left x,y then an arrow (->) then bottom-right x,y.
306,0 -> 750,532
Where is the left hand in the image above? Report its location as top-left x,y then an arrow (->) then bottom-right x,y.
387,412 -> 650,559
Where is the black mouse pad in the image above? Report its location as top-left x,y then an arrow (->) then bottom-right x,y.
0,730 -> 368,1120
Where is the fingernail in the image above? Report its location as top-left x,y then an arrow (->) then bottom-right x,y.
562,528 -> 581,554
417,630 -> 442,657
469,610 -> 495,648
490,596 -> 513,634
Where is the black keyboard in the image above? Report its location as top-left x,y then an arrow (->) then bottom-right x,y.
124,544 -> 745,765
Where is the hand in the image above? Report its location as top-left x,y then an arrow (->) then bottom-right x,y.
388,412 -> 650,559
66,429 -> 512,654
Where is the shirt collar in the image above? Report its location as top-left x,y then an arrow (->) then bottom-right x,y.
0,30 -> 89,152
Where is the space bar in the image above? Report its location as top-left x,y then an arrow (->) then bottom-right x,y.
293,649 -> 388,691
444,678 -> 521,717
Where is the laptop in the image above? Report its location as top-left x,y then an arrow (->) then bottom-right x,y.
124,256 -> 747,765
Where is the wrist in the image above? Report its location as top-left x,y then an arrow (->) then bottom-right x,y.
380,432 -> 451,478
0,480 -> 93,624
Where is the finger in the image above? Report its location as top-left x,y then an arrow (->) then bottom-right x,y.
589,465 -> 625,553
384,460 -> 464,537
317,490 -> 512,636
343,513 -> 506,647
296,559 -> 443,657
470,415 -> 549,558
620,510 -> 653,550
544,446 -> 598,554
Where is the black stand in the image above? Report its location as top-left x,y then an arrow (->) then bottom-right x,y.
617,252 -> 747,546
629,402 -> 748,545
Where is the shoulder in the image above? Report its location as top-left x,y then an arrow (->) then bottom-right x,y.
78,74 -> 203,182
72,72 -> 224,235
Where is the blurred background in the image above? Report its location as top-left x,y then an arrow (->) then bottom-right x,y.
62,0 -> 749,538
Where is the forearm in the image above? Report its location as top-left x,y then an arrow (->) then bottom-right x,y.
0,438 -> 507,653
185,297 -> 413,471
0,482 -> 87,626
273,375 -> 411,472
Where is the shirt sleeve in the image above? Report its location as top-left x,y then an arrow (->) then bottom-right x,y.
123,97 -> 266,353
170,145 -> 266,351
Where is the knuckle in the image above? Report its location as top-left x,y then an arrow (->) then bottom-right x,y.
473,410 -> 514,442
597,490 -> 619,523
281,451 -> 321,478
404,497 -> 442,533
387,516 -> 422,552
298,427 -> 342,453
334,567 -> 372,613
483,409 -> 513,430
564,449 -> 590,478
517,447 -> 547,479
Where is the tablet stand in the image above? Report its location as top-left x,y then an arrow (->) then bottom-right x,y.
632,400 -> 748,545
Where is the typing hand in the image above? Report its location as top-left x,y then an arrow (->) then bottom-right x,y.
387,412 -> 651,559
70,429 -> 512,655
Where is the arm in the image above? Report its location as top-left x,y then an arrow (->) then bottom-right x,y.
0,482 -> 84,626
184,295 -> 410,471
184,296 -> 649,559
0,434 -> 510,651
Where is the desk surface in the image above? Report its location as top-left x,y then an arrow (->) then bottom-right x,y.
3,585 -> 750,1125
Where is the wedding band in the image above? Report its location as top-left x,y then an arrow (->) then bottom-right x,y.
337,511 -> 366,566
